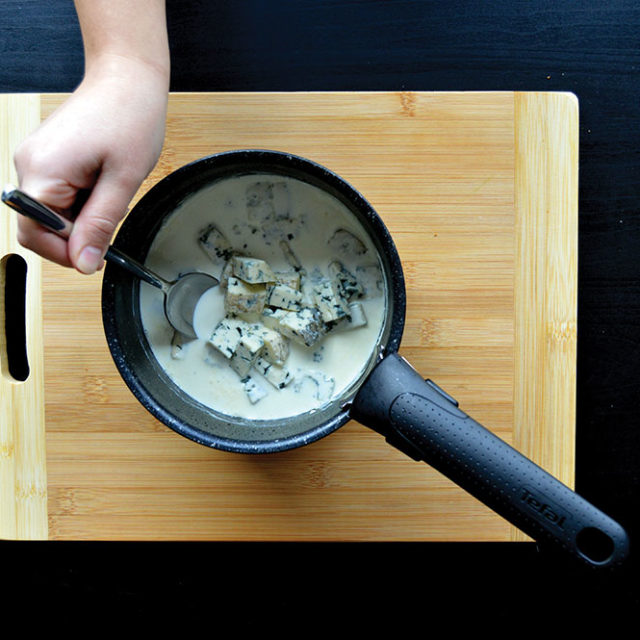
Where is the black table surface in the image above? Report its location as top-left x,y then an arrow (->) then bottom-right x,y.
1,0 -> 638,626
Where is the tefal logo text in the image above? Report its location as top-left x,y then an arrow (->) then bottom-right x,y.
520,487 -> 567,529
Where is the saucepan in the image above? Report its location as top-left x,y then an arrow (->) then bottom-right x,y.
102,149 -> 629,568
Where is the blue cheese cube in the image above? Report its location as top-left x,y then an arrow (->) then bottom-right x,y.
329,302 -> 368,332
266,283 -> 304,311
261,307 -> 289,331
254,357 -> 294,389
209,318 -> 249,359
328,260 -> 364,301
275,270 -> 301,291
198,223 -> 234,264
276,307 -> 324,347
312,279 -> 350,323
231,256 -> 277,284
242,375 -> 268,404
219,259 -> 234,290
230,333 -> 265,377
249,323 -> 289,365
225,277 -> 267,314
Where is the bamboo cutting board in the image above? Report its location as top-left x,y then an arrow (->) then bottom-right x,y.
0,92 -> 578,541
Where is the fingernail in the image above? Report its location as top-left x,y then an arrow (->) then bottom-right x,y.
77,246 -> 103,274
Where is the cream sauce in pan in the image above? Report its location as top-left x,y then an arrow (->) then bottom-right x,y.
139,174 -> 386,420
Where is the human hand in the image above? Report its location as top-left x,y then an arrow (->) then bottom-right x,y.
14,55 -> 169,274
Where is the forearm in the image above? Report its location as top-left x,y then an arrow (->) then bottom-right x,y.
14,1 -> 171,272
75,0 -> 170,82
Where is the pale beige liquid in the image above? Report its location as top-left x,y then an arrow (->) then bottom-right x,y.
139,174 -> 386,420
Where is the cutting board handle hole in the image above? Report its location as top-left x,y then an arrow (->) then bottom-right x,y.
1,253 -> 30,382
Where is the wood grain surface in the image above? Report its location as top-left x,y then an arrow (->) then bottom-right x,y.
1,91 -> 578,541
0,94 -> 48,540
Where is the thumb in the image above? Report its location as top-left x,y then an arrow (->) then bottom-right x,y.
67,172 -> 137,274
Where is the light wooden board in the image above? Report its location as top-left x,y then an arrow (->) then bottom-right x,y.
0,94 -> 48,540
0,92 -> 578,541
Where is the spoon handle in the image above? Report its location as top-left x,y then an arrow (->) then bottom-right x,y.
1,184 -> 166,291
104,245 -> 165,289
2,183 -> 74,238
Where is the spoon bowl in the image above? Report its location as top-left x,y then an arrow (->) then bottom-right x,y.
164,271 -> 219,338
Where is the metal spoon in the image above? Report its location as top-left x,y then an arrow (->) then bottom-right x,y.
1,185 -> 218,339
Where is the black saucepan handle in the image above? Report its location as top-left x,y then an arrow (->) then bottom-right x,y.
351,353 -> 629,568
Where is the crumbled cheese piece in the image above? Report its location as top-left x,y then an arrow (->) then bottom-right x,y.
275,270 -> 301,291
209,318 -> 249,359
225,277 -> 267,314
312,279 -> 349,323
329,302 -> 368,332
249,323 -> 289,365
276,307 -> 324,347
198,223 -> 234,264
254,357 -> 294,389
242,375 -> 268,404
261,307 -> 289,331
230,333 -> 265,377
293,370 -> 335,401
328,260 -> 364,301
230,256 -> 277,284
266,283 -> 304,311
219,259 -> 234,290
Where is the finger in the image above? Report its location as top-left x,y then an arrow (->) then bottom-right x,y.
13,175 -> 84,268
67,171 -> 138,275
16,216 -> 74,268
17,167 -> 87,216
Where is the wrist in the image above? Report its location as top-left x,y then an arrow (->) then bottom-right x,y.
83,50 -> 170,91
75,0 -> 170,89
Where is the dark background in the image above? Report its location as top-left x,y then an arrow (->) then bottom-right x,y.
1,0 -> 638,627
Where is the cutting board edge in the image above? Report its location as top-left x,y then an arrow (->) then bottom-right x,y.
0,93 -> 48,541
511,91 -> 579,541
